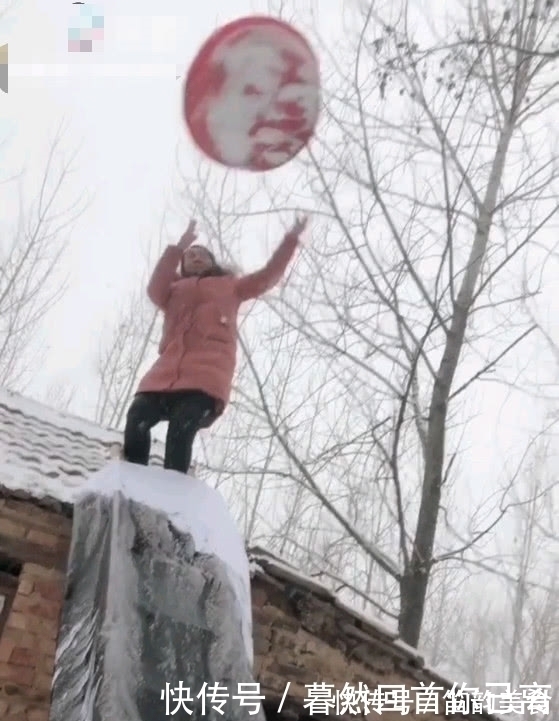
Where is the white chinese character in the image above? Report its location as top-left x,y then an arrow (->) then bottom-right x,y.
369,685 -> 412,715
412,682 -> 443,714
444,683 -> 484,714
304,683 -> 336,715
233,682 -> 265,715
484,683 -> 524,715
351,682 -> 373,714
336,683 -> 362,715
520,683 -> 552,715
198,682 -> 229,715
368,686 -> 383,714
160,681 -> 194,715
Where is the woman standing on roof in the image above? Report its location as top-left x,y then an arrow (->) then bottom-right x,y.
123,215 -> 308,474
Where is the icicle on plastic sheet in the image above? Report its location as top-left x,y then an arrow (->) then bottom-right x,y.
50,462 -> 263,721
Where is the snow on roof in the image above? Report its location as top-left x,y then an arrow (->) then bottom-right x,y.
0,387 -> 164,503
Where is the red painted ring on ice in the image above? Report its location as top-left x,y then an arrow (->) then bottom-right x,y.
184,16 -> 321,171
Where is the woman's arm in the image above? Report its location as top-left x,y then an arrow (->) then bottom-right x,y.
147,220 -> 198,308
147,245 -> 182,308
235,217 -> 307,301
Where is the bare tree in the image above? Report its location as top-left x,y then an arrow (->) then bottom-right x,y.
94,288 -> 159,428
0,122 -> 87,390
91,0 -> 559,655
445,439 -> 558,718
175,0 -> 559,648
42,380 -> 77,412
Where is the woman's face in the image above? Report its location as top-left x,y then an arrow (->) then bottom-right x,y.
182,245 -> 214,275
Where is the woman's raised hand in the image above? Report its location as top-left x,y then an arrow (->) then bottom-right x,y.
177,220 -> 198,250
288,215 -> 308,238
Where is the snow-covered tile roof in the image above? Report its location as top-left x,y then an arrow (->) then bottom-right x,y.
0,387 -> 164,503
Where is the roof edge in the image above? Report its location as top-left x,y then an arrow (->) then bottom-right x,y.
0,483 -> 74,518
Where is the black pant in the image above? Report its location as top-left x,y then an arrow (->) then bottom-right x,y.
123,391 -> 215,473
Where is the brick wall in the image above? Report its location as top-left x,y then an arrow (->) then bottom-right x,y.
0,493 -> 484,721
0,498 -> 70,721
252,574 -> 377,719
251,573 -> 449,721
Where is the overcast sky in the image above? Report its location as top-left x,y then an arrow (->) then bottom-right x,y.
0,0 -> 326,405
1,0 -> 558,505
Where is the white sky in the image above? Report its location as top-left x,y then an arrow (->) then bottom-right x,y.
0,0 -> 557,502
0,0 -> 327,407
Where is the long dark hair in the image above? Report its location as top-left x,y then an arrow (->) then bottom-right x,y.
180,245 -> 235,279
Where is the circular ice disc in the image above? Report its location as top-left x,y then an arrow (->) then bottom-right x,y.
184,16 -> 321,172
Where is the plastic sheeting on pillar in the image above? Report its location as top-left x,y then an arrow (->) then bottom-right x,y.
50,461 -> 264,721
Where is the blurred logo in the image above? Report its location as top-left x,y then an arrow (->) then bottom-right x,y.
68,2 -> 104,53
0,44 -> 7,93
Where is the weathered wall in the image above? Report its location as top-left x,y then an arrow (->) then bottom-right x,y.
0,494 -> 490,721
0,498 -> 70,721
252,572 -> 451,721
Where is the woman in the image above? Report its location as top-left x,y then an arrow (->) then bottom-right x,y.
123,215 -> 307,473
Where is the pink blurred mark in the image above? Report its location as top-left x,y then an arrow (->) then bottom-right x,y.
68,40 -> 81,52
91,28 -> 104,42
244,84 -> 263,96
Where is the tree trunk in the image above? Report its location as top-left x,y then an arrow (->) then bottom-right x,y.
399,121 -> 516,646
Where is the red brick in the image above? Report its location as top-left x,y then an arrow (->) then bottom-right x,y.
26,529 -> 59,548
5,713 -> 28,721
37,637 -> 56,656
0,661 -> 34,686
33,579 -> 64,603
11,595 -> 31,614
4,500 -> 66,530
12,593 -> 30,613
4,697 -> 28,712
0,639 -> 16,662
272,660 -> 317,683
258,669 -> 296,694
7,612 -> 28,631
32,673 -> 52,694
251,586 -> 268,607
38,653 -> 55,676
0,517 -> 26,537
1,681 -> 22,696
9,646 -> 37,668
23,615 -> 59,639
28,709 -> 50,721
21,564 -> 60,581
255,604 -> 300,632
12,595 -> 61,622
253,604 -> 286,626
0,699 -> 8,715
17,579 -> 34,596
35,600 -> 61,622
1,628 -> 38,650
